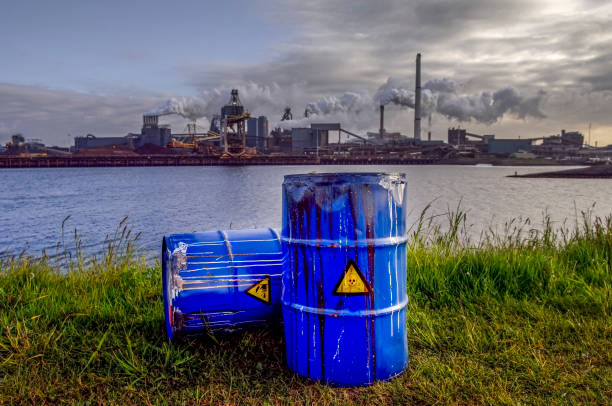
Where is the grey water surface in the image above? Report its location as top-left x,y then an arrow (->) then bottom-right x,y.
1,165 -> 610,260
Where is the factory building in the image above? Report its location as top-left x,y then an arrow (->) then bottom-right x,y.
448,127 -> 586,157
534,130 -> 584,157
448,128 -> 495,153
246,118 -> 257,147
74,115 -> 172,152
134,114 -> 172,149
560,129 -> 584,146
246,116 -> 268,150
448,128 -> 467,145
12,134 -> 25,144
257,116 -> 268,150
74,134 -> 129,151
414,139 -> 445,146
268,123 -> 336,154
487,139 -> 533,155
4,134 -> 71,156
290,124 -> 333,153
291,128 -> 316,153
366,130 -> 406,144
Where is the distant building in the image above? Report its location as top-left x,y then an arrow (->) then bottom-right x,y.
448,128 -> 467,145
4,134 -> 50,155
291,128 -> 315,153
267,128 -> 292,153
290,124 -> 334,153
246,116 -> 268,150
247,117 -> 258,148
74,134 -> 128,151
133,115 -> 172,149
534,130 -> 584,157
488,139 -> 533,155
447,128 -> 494,153
561,129 -> 584,146
366,131 -> 407,144
257,116 -> 268,150
11,134 -> 25,144
74,115 -> 172,152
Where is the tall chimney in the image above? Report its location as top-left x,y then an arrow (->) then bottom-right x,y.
414,53 -> 421,141
379,105 -> 385,137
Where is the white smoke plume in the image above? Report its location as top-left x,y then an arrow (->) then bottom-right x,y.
276,92 -> 377,131
305,92 -> 372,116
276,117 -> 313,130
148,83 -> 300,124
375,77 -> 546,124
148,78 -> 545,131
147,96 -> 212,121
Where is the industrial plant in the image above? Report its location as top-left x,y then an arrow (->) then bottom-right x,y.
2,54 -> 611,168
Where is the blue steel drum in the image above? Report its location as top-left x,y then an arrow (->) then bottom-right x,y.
282,173 -> 409,386
162,228 -> 283,341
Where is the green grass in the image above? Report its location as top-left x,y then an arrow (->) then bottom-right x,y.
0,212 -> 611,405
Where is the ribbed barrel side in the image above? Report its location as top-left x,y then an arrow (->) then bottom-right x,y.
162,228 -> 283,341
281,173 -> 409,386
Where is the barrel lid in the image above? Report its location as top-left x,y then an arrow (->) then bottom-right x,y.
284,172 -> 406,183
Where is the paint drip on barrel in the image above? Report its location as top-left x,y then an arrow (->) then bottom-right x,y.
281,172 -> 409,387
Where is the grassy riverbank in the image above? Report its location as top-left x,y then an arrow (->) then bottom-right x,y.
1,214 -> 611,404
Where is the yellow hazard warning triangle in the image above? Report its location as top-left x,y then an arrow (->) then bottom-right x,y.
245,276 -> 271,305
333,260 -> 370,295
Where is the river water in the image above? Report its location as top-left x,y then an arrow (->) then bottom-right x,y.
1,165 -> 610,260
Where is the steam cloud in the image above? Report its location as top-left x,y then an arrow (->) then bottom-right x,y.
147,96 -> 211,121
147,83 -> 297,123
148,78 -> 546,130
305,92 -> 371,116
375,78 -> 546,124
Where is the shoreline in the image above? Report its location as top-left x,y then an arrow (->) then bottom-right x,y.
0,155 -> 590,168
509,164 -> 612,178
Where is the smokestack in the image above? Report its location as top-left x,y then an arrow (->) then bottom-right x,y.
414,53 -> 421,141
379,105 -> 385,137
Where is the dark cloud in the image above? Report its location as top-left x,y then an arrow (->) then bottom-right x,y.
580,52 -> 612,91
173,0 -> 612,142
181,0 -> 612,96
2,0 -> 612,145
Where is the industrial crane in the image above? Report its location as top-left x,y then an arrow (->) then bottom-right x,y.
170,122 -> 221,150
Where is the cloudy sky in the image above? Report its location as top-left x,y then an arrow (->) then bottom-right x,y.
1,0 -> 611,146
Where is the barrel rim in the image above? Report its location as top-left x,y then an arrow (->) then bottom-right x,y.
283,172 -> 406,185
161,236 -> 174,341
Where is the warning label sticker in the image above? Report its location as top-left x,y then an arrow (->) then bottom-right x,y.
333,260 -> 370,295
245,276 -> 271,305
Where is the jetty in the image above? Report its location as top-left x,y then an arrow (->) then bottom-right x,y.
509,163 -> 612,178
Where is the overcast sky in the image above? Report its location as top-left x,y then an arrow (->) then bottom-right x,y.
1,0 -> 611,146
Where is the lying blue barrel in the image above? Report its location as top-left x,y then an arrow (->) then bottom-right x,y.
162,228 -> 283,341
281,173 -> 409,386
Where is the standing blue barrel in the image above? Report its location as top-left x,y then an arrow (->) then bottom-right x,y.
282,173 -> 409,386
162,228 -> 283,341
